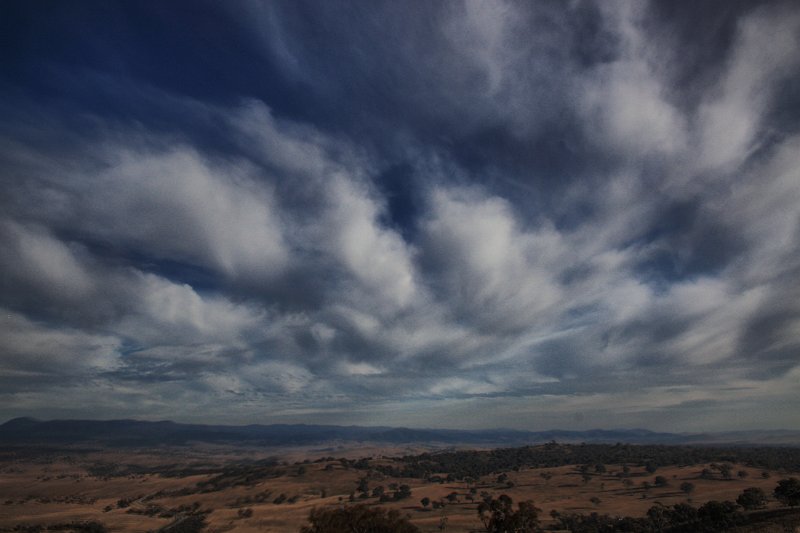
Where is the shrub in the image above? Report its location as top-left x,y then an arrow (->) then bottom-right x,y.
300,505 -> 419,533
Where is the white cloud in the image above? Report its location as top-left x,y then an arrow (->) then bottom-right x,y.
323,175 -> 418,311
422,187 -> 563,333
582,61 -> 687,156
88,146 -> 289,280
0,220 -> 94,301
115,272 -> 264,348
578,3 -> 687,157
0,310 -> 122,376
338,361 -> 383,376
696,6 -> 800,171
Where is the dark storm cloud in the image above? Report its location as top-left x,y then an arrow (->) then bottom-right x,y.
0,0 -> 799,430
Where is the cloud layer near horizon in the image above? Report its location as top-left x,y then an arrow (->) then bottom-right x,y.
1,0 -> 799,431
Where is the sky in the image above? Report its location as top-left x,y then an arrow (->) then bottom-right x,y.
1,1 -> 799,432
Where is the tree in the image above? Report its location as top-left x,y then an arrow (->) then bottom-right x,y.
680,481 -> 695,496
654,476 -> 668,487
697,500 -> 742,528
301,505 -> 420,533
394,484 -> 412,501
737,487 -> 767,510
420,497 -> 430,509
646,504 -> 669,530
477,494 -> 540,533
774,478 -> 800,507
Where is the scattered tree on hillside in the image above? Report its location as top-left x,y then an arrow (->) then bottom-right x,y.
774,478 -> 800,507
477,494 -> 540,533
737,487 -> 767,510
680,481 -> 695,496
301,505 -> 419,533
394,484 -> 412,501
697,500 -> 742,528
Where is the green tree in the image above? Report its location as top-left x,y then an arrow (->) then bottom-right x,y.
394,484 -> 412,500
737,487 -> 767,510
301,505 -> 420,533
774,478 -> 800,507
477,494 -> 540,533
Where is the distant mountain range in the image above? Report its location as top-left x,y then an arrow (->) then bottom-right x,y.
1,417 -> 799,448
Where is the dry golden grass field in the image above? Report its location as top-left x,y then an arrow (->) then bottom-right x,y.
0,445 -> 797,532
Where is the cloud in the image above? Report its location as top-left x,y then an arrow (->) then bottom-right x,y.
421,187 -> 563,335
696,5 -> 800,171
0,0 -> 799,430
0,310 -> 121,385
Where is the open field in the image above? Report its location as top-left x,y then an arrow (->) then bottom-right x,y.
1,443 -> 799,532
